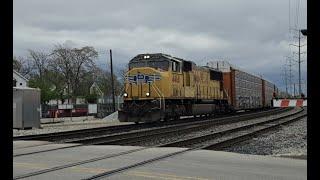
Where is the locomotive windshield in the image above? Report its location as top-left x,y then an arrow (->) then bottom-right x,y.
129,60 -> 169,71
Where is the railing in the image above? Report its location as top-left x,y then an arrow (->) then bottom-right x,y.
151,83 -> 165,120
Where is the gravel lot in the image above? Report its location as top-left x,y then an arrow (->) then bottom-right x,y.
222,116 -> 307,159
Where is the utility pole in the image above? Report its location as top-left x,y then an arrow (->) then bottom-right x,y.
109,49 -> 116,112
282,65 -> 288,95
284,68 -> 288,95
298,31 -> 301,97
285,56 -> 294,96
289,59 -> 293,96
290,29 -> 306,97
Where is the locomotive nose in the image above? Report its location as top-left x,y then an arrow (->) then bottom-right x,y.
127,68 -> 161,84
125,67 -> 163,99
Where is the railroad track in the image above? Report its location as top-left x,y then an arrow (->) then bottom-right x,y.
63,107 -> 291,145
13,108 -> 290,142
13,108 -> 290,157
14,108 -> 287,142
59,108 -> 290,145
160,108 -> 306,149
13,108 -> 306,180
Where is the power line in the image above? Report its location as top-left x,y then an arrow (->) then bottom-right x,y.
286,0 -> 306,97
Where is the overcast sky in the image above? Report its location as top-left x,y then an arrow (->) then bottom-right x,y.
13,0 -> 307,93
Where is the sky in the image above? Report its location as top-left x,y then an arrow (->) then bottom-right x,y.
13,0 -> 307,94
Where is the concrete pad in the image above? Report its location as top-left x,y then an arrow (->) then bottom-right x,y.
13,145 -> 307,180
115,150 -> 307,180
13,145 -> 142,178
13,140 -> 53,149
102,111 -> 119,122
13,142 -> 80,156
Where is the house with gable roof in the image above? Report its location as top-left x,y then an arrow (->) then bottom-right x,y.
13,70 -> 29,87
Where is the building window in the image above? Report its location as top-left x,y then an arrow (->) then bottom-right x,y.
172,61 -> 181,72
20,83 -> 23,86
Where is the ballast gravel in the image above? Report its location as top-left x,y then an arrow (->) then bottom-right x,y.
134,108 -> 302,147
222,116 -> 307,159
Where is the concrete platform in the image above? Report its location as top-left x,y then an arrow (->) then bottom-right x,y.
13,141 -> 307,180
13,140 -> 53,149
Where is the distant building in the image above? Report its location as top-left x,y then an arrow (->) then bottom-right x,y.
13,70 -> 28,87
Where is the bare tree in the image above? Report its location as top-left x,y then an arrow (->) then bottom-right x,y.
117,65 -> 128,95
70,46 -> 98,97
50,44 -> 72,98
28,50 -> 50,78
13,56 -> 34,77
50,44 -> 98,103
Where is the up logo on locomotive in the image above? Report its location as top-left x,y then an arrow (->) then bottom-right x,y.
126,73 -> 161,84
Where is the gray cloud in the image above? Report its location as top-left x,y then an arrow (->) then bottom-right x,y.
13,0 -> 307,93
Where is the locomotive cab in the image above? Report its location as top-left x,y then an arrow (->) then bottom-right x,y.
129,54 -> 171,71
128,53 -> 184,73
123,53 -> 185,101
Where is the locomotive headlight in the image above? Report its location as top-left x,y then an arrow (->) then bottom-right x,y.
146,92 -> 150,97
123,93 -> 128,97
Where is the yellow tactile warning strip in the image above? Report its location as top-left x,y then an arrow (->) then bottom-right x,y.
14,162 -> 209,180
126,171 -> 210,180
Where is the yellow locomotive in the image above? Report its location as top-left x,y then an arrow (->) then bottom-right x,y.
118,53 -> 230,123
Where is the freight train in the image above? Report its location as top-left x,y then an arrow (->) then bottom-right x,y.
118,53 -> 280,123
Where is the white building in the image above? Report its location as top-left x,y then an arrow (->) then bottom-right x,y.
13,70 -> 28,87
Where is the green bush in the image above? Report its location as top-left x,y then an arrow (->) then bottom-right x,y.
85,93 -> 98,103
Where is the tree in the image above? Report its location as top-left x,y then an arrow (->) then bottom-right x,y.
50,44 -> 98,103
28,50 -> 50,78
28,75 -> 56,104
13,57 -> 22,71
86,66 -> 124,100
13,56 -> 34,77
14,43 -> 125,105
85,93 -> 99,103
117,65 -> 128,95
44,70 -> 66,103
